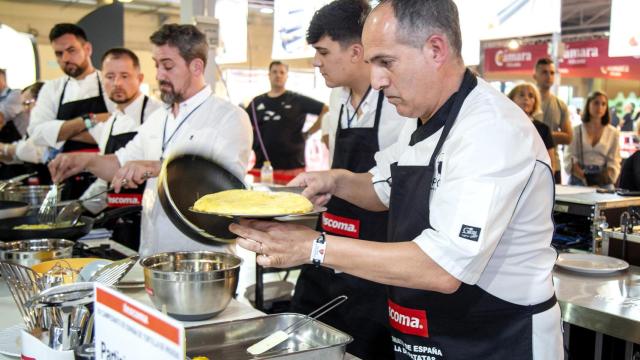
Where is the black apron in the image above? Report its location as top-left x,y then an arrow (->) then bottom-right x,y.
0,89 -> 22,143
386,69 -> 557,360
292,91 -> 394,360
104,95 -> 149,208
56,75 -> 107,200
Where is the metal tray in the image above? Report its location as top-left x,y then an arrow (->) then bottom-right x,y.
186,313 -> 352,359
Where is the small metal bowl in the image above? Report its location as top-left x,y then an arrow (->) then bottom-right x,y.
140,251 -> 242,321
0,239 -> 75,267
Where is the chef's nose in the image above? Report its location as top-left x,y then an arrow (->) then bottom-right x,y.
370,67 -> 389,91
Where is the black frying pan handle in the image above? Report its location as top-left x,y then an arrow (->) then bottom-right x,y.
93,206 -> 143,227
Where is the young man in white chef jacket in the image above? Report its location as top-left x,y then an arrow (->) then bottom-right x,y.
229,1 -> 562,359
49,24 -> 252,256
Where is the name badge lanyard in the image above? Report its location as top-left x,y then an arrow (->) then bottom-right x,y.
160,97 -> 209,160
340,86 -> 372,129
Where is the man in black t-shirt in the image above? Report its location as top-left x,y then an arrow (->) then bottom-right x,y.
246,61 -> 328,174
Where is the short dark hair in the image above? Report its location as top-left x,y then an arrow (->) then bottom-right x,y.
49,23 -> 88,42
269,61 -> 288,71
101,47 -> 140,69
149,24 -> 208,66
307,0 -> 370,47
0,68 -> 5,78
378,0 -> 462,58
582,90 -> 610,126
535,57 -> 554,70
21,82 -> 44,100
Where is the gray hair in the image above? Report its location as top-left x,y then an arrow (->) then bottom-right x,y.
378,0 -> 462,58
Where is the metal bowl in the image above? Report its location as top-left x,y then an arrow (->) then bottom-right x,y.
140,251 -> 242,321
1,185 -> 63,208
0,239 -> 75,267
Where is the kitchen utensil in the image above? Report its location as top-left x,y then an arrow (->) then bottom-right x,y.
264,185 -> 306,194
247,295 -> 348,355
0,200 -> 29,220
0,172 -> 37,193
140,251 -> 242,321
0,206 -> 141,241
89,255 -> 139,286
0,262 -> 42,331
55,183 -> 121,226
186,313 -> 352,360
37,184 -> 58,224
157,154 -> 246,245
1,185 -> 63,208
78,259 -> 113,282
0,239 -> 74,267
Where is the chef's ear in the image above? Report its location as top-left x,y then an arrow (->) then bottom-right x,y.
189,58 -> 205,76
422,34 -> 449,66
349,43 -> 365,63
84,41 -> 93,58
137,72 -> 144,84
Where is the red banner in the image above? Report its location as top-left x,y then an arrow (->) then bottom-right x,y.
483,44 -> 549,73
559,39 -> 640,80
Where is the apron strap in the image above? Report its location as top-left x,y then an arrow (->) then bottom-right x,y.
140,95 -> 149,124
58,78 -> 70,110
427,69 -> 478,167
530,294 -> 557,314
373,90 -> 384,129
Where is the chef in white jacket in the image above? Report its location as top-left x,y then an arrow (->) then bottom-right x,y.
49,24 -> 252,256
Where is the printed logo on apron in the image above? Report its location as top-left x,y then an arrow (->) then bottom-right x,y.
108,193 -> 143,207
388,299 -> 429,338
431,152 -> 445,191
321,212 -> 360,238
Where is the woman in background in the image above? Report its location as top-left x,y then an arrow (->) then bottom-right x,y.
508,82 -> 555,173
564,91 -> 620,188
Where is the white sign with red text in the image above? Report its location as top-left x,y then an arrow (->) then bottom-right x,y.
93,283 -> 185,360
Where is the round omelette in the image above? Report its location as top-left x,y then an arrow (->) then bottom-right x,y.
193,189 -> 313,216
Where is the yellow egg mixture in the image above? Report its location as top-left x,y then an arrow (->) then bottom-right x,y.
193,189 -> 313,216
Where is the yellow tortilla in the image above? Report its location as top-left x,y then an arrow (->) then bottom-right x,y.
13,221 -> 83,230
193,189 -> 313,216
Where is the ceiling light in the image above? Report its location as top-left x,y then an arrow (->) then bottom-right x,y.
507,39 -> 520,50
259,7 -> 274,14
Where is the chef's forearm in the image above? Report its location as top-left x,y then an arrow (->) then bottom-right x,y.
57,117 -> 87,141
323,235 -> 461,293
332,170 -> 387,211
86,154 -> 121,181
69,131 -> 97,144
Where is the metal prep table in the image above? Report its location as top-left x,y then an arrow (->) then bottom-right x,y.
554,186 -> 640,251
554,265 -> 640,359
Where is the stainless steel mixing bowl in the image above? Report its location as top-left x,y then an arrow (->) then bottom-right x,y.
1,185 -> 63,208
140,251 -> 242,321
0,238 -> 75,267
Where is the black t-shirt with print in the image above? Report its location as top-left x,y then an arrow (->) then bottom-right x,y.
245,91 -> 324,169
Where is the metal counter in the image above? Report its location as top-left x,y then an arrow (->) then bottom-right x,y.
554,265 -> 640,344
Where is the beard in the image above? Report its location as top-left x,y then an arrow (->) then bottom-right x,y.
62,59 -> 88,78
109,89 -> 136,104
158,79 -> 187,105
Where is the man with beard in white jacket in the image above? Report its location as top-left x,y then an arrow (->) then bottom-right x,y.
49,24 -> 252,256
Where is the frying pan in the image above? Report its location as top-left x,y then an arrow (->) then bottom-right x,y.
0,200 -> 30,220
157,154 -> 246,245
0,206 -> 141,241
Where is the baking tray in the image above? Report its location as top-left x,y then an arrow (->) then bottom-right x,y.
186,313 -> 352,359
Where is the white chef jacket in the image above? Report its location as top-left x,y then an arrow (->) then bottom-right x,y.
322,87 -> 412,163
371,77 -> 562,359
115,85 -> 253,256
28,71 -> 115,149
80,93 -> 163,207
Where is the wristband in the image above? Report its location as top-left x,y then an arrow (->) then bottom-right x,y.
83,113 -> 96,129
310,232 -> 326,268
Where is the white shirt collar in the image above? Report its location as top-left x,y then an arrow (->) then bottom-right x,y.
170,85 -> 212,120
338,86 -> 377,116
115,92 -> 145,118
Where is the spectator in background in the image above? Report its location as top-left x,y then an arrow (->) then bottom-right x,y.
245,61 -> 328,180
620,102 -> 636,132
0,69 -> 29,144
0,82 -> 50,183
564,91 -> 620,188
533,57 -> 572,183
508,82 -> 555,173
